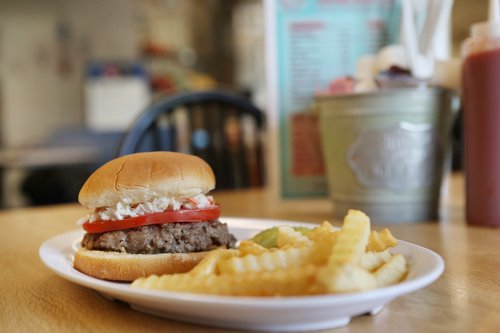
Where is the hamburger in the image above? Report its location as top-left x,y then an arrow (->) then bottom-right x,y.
73,151 -> 237,281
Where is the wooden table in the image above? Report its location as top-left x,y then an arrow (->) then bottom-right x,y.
2,173 -> 500,332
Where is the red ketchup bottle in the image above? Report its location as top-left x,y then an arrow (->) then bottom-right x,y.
462,0 -> 500,226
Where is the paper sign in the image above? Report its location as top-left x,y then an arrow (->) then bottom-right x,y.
265,0 -> 400,198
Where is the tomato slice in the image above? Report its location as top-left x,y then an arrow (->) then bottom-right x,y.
82,205 -> 221,233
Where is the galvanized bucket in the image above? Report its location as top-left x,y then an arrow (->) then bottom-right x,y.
316,88 -> 455,223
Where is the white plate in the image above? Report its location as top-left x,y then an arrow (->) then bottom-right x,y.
39,217 -> 444,332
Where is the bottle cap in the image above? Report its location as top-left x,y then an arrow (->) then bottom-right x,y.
471,0 -> 500,38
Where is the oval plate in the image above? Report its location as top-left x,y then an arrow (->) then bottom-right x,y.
39,217 -> 444,332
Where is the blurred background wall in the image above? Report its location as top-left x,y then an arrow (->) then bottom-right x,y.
0,0 -> 491,208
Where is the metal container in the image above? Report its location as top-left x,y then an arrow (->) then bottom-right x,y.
316,88 -> 454,223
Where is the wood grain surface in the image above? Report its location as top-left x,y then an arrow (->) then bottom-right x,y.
1,173 -> 499,332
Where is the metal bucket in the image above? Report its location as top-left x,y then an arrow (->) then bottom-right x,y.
316,88 -> 454,223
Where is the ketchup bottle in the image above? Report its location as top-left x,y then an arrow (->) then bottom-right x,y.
462,0 -> 500,226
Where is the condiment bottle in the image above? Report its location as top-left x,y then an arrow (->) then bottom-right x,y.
462,0 -> 500,226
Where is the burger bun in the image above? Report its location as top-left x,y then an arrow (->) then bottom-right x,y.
74,248 -> 208,281
79,152 -> 215,210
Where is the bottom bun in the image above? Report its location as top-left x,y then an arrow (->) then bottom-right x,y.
74,248 -> 208,281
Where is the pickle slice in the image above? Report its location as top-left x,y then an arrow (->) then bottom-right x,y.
252,226 -> 311,249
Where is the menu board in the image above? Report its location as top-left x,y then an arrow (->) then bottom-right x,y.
265,0 -> 400,198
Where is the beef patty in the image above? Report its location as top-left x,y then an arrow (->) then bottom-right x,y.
81,220 -> 237,254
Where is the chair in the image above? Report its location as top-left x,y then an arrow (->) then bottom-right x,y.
116,89 -> 265,189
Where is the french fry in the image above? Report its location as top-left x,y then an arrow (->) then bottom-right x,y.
277,226 -> 312,248
239,240 -> 268,256
218,246 -> 314,274
131,209 -> 409,297
307,221 -> 339,242
374,254 -> 407,287
189,249 -> 239,276
132,265 -> 319,296
367,228 -> 398,252
360,249 -> 393,272
318,210 -> 373,292
327,209 -> 371,266
308,223 -> 340,265
307,221 -> 336,237
319,264 -> 377,293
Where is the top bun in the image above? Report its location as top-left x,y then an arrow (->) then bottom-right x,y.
79,152 -> 215,210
